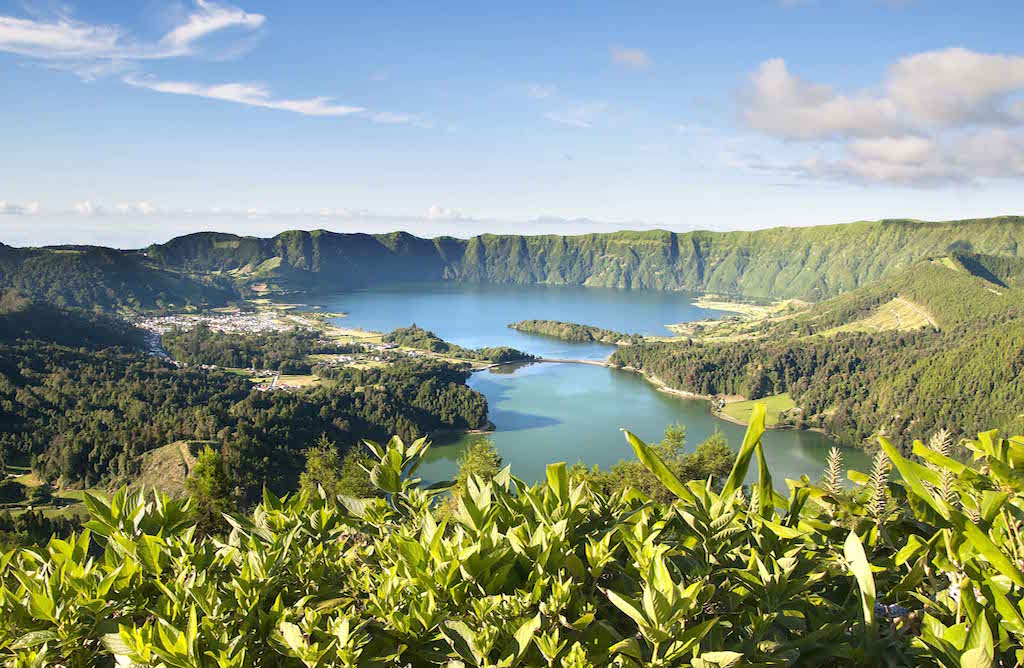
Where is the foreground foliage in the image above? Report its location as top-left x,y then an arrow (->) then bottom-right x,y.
3,406 -> 1024,666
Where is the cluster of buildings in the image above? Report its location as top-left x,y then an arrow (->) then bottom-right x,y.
134,311 -> 294,336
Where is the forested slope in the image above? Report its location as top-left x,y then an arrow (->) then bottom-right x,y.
145,216 -> 1024,299
0,244 -> 233,310
611,257 -> 1024,448
0,293 -> 488,498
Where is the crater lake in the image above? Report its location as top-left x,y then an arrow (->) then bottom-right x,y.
302,283 -> 870,484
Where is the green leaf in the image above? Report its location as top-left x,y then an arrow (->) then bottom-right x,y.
952,511 -> 1024,587
11,630 -> 57,649
137,534 -> 164,574
844,530 -> 876,631
514,614 -> 541,657
721,403 -> 766,499
879,437 -> 950,521
622,430 -> 695,502
755,439 -> 774,519
279,621 -> 307,653
27,590 -> 56,623
605,589 -> 649,630
960,613 -> 993,668
546,462 -> 569,503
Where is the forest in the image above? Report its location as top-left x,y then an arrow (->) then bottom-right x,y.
0,293 -> 489,501
0,244 -> 232,311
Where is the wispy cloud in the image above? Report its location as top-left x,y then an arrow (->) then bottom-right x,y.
524,83 -> 557,99
123,75 -> 365,117
116,201 -> 157,215
544,103 -> 607,128
0,3 -> 421,124
611,46 -> 651,68
0,1 -> 264,62
160,0 -> 265,53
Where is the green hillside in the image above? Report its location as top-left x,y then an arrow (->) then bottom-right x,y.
144,216 -> 1024,300
0,244 -> 234,311
611,255 -> 1024,448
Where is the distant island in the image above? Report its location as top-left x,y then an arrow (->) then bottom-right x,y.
383,324 -> 534,364
508,320 -> 642,345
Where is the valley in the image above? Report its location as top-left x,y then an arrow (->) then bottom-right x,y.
2,217 -> 1024,528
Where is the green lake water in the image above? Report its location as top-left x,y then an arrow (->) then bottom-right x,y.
310,283 -> 870,486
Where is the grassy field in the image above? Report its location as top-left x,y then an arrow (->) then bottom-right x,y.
691,296 -> 804,319
654,299 -> 810,344
819,297 -> 937,336
722,393 -> 797,427
276,374 -> 320,388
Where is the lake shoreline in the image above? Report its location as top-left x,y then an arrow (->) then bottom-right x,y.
428,421 -> 497,440
615,364 -> 812,432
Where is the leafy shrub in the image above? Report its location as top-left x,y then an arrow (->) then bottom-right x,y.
2,406 -> 1024,666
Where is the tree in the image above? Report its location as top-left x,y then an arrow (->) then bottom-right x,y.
571,424 -> 735,503
27,484 -> 52,506
680,429 -> 734,490
300,435 -> 379,499
453,438 -> 503,494
185,446 -> 235,537
0,479 -> 25,504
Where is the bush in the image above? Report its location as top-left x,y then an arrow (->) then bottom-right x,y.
2,406 -> 1024,666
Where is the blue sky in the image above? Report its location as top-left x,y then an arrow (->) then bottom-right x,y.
2,0 -> 1024,247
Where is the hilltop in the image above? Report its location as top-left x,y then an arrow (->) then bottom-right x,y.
0,244 -> 234,312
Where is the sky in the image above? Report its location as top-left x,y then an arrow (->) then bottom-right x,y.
2,0 -> 1024,248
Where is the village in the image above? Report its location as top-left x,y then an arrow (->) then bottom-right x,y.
132,309 -> 440,392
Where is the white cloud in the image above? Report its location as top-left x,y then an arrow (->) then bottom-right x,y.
0,200 -> 40,215
798,130 -> 1024,186
0,2 -> 264,62
123,75 -> 365,117
739,49 -> 1024,185
611,47 -> 651,68
742,58 -> 905,140
160,0 -> 265,53
0,4 -> 423,125
743,49 -> 1024,140
885,48 -> 1024,127
73,200 -> 102,215
426,205 -> 469,221
0,15 -> 122,59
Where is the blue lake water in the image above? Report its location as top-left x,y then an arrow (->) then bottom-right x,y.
304,283 -> 870,486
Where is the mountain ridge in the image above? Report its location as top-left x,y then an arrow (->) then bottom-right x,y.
144,216 -> 1024,299
2,216 -> 1023,306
